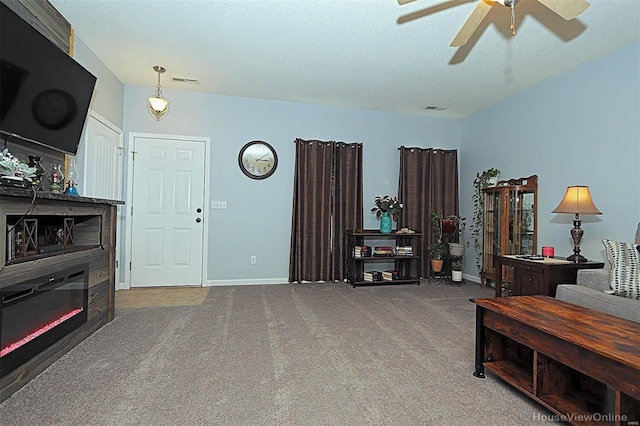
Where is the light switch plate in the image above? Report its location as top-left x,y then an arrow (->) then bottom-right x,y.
211,201 -> 227,209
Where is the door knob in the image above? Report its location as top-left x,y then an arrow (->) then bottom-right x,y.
197,208 -> 202,213
196,218 -> 202,223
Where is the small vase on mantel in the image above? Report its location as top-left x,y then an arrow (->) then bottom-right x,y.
28,156 -> 45,190
379,211 -> 392,234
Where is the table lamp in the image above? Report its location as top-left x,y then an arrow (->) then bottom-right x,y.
552,186 -> 602,262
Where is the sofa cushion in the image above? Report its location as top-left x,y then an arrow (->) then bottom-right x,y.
556,284 -> 640,323
602,239 -> 640,300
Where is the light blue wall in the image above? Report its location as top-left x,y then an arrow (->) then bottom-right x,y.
73,31 -> 639,284
460,40 -> 640,278
72,37 -> 124,129
123,88 -> 460,282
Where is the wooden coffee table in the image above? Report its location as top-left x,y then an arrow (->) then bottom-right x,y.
473,296 -> 639,425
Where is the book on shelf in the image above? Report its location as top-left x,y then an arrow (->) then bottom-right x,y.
395,246 -> 413,256
382,270 -> 401,281
363,270 -> 383,281
353,245 -> 372,257
373,246 -> 394,256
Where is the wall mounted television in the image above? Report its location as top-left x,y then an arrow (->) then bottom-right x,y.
0,2 -> 96,156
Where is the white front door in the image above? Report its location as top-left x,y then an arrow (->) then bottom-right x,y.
130,135 -> 206,287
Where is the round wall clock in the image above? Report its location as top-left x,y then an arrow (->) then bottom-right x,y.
238,140 -> 278,180
31,89 -> 77,130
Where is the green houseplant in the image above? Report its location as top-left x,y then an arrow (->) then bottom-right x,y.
451,259 -> 463,282
470,168 -> 500,271
0,148 -> 37,181
428,240 -> 448,272
430,209 -> 467,257
371,195 -> 403,221
428,240 -> 448,260
371,195 -> 403,234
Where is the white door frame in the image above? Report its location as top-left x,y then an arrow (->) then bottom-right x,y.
123,132 -> 210,289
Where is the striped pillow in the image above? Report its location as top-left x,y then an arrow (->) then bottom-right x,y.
602,239 -> 640,299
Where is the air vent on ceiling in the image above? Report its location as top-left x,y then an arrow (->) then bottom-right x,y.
171,77 -> 200,85
424,106 -> 446,111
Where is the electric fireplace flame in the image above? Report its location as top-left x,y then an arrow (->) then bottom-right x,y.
0,307 -> 83,357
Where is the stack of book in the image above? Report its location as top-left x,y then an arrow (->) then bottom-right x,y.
395,246 -> 413,256
383,270 -> 401,281
373,246 -> 394,256
353,245 -> 372,257
363,271 -> 383,282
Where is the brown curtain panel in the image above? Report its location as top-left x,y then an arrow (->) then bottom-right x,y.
289,139 -> 363,282
398,147 -> 459,276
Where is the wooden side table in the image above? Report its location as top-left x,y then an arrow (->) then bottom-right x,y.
495,255 -> 604,297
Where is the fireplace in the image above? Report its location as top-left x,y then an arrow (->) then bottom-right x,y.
0,264 -> 88,378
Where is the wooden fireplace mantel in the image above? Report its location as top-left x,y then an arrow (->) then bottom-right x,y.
0,188 -> 123,402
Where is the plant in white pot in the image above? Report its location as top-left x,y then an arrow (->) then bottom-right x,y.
444,215 -> 466,257
451,260 -> 463,282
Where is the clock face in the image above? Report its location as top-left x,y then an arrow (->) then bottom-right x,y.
238,141 -> 278,180
31,89 -> 77,130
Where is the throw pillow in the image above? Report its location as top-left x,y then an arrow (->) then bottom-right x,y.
602,239 -> 640,300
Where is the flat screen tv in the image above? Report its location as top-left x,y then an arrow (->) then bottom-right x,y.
0,2 -> 96,156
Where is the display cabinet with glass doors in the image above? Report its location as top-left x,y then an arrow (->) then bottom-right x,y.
480,175 -> 537,288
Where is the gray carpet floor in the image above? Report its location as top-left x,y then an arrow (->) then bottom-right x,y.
0,281 -> 560,425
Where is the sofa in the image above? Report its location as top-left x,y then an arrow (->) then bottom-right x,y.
555,223 -> 640,323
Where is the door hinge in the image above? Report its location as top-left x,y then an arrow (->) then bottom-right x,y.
130,206 -> 133,215
129,262 -> 132,271
132,151 -> 136,161
116,260 -> 119,268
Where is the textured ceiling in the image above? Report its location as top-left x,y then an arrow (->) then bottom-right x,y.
50,0 -> 640,118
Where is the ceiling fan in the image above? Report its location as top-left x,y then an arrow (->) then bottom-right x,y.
398,0 -> 590,47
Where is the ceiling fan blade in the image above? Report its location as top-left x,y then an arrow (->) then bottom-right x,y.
450,0 -> 494,47
537,0 -> 590,20
397,0 -> 418,4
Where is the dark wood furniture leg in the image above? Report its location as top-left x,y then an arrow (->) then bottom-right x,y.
473,304 -> 486,378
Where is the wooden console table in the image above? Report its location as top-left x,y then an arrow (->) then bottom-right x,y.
495,255 -> 604,297
473,296 -> 639,425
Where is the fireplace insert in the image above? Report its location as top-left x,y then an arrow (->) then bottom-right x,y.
0,264 -> 89,378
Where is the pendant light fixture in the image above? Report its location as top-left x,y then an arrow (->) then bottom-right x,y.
147,65 -> 169,121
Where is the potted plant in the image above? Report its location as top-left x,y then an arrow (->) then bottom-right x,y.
371,195 -> 403,234
431,210 -> 467,257
451,260 -> 463,282
445,215 -> 466,257
470,168 -> 500,271
428,240 -> 448,272
0,148 -> 37,186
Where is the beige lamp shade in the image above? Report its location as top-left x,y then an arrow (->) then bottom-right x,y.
552,186 -> 602,215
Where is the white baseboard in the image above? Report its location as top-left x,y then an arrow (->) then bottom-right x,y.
206,278 -> 290,287
463,273 -> 481,284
